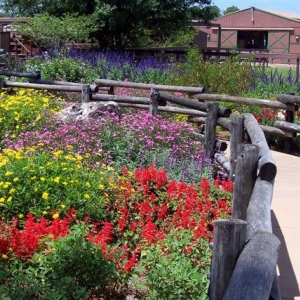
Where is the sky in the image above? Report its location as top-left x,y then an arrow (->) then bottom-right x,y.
213,0 -> 300,15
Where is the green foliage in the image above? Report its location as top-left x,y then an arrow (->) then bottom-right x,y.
189,5 -> 221,21
244,67 -> 300,99
0,224 -> 117,299
141,229 -> 210,299
0,149 -> 116,221
4,0 -> 216,50
170,48 -> 252,96
223,5 -> 240,15
0,89 -> 63,143
25,56 -> 97,83
16,13 -> 97,52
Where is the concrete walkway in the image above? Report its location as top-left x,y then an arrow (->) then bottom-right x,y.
271,151 -> 300,300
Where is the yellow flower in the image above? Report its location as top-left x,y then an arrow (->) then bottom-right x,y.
40,177 -> 46,181
18,214 -> 24,218
42,192 -> 49,200
84,194 -> 90,199
61,204 -> 66,209
53,177 -> 60,183
52,213 -> 59,219
13,177 -> 19,182
53,150 -> 64,157
98,184 -> 105,190
85,182 -> 91,188
43,211 -> 47,215
0,197 -> 5,203
9,188 -> 16,194
2,254 -> 8,260
5,171 -> 13,176
3,182 -> 11,188
7,197 -> 12,202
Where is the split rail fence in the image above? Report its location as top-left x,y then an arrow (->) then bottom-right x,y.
1,71 -> 300,300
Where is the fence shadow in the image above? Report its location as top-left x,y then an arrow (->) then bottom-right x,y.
271,210 -> 300,299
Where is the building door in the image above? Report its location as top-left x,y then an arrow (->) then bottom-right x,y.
221,30 -> 237,48
268,31 -> 289,53
237,31 -> 268,49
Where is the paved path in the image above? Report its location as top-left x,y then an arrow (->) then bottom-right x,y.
271,151 -> 300,300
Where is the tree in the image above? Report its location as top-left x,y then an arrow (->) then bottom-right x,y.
223,5 -> 239,15
4,0 -> 218,50
16,14 -> 98,52
189,5 -> 221,21
90,0 -> 215,49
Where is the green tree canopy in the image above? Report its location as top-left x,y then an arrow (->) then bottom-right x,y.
223,5 -> 240,15
189,5 -> 221,21
16,13 -> 98,52
3,0 -> 218,50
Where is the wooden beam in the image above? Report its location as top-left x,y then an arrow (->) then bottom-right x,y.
209,219 -> 247,300
244,113 -> 277,182
223,232 -> 281,300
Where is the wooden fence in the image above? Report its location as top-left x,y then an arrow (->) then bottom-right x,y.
2,72 -> 300,299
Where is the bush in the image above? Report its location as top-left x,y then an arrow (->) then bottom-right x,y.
0,148 -> 116,221
25,50 -> 174,84
0,89 -> 64,144
143,229 -> 210,300
170,48 -> 253,96
25,56 -> 97,83
0,222 -> 117,299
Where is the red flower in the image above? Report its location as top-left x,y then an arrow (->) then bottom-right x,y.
141,221 -> 157,244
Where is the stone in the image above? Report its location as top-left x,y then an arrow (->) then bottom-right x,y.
56,101 -> 120,122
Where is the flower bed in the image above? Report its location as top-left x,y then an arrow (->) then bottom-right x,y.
0,89 -> 233,299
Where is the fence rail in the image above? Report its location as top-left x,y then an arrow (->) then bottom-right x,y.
1,72 -> 295,300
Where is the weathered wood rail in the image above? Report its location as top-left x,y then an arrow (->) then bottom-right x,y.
2,72 -> 298,300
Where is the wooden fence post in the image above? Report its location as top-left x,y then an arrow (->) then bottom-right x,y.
232,144 -> 259,220
229,114 -> 244,181
223,232 -> 281,300
81,84 -> 90,102
244,113 -> 277,181
205,102 -> 219,159
209,219 -> 247,300
150,88 -> 159,116
0,77 -> 4,89
284,92 -> 295,153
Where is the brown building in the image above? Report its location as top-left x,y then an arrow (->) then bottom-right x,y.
192,7 -> 300,61
0,17 -> 40,58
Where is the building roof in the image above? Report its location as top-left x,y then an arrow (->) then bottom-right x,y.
257,8 -> 300,21
216,7 -> 300,23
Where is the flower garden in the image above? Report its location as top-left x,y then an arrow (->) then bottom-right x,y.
0,49 -> 299,299
0,84 -> 234,299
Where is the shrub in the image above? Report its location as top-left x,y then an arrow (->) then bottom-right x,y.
245,66 -> 300,99
170,48 -> 253,96
0,222 -> 117,299
0,148 -> 116,221
143,229 -> 210,300
0,89 -> 64,144
25,55 -> 97,83
25,50 -> 174,84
